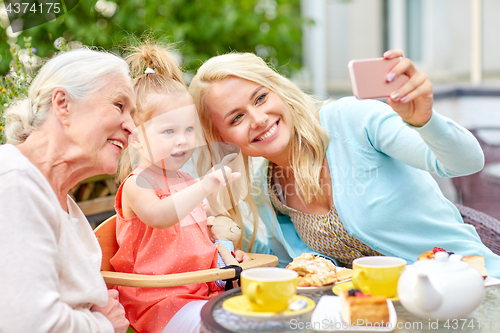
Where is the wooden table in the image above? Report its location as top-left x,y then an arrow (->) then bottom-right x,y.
201,285 -> 500,333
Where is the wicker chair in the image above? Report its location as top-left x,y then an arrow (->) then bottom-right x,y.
452,128 -> 500,221
456,204 -> 500,256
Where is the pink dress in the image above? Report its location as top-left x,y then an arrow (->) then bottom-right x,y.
110,167 -> 221,333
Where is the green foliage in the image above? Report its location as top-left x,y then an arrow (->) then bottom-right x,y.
0,0 -> 303,77
0,0 -> 303,143
0,36 -> 36,143
0,35 -> 68,143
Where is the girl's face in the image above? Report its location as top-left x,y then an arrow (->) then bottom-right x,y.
133,94 -> 198,176
204,77 -> 293,163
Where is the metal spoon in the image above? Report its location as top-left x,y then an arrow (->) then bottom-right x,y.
286,299 -> 309,312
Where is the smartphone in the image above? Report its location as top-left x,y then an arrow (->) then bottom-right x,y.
348,57 -> 409,99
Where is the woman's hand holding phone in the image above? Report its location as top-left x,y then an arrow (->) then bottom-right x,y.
383,49 -> 434,127
348,57 -> 409,100
348,49 -> 433,127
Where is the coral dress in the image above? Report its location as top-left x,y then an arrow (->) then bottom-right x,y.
110,167 -> 221,333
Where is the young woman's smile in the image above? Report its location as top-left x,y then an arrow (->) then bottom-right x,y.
253,119 -> 280,143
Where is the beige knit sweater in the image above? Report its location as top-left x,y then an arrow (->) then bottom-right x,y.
0,144 -> 113,332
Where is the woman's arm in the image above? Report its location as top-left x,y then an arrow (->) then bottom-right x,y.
124,154 -> 241,229
359,100 -> 484,177
366,50 -> 484,176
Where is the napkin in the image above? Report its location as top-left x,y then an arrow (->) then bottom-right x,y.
310,296 -> 343,332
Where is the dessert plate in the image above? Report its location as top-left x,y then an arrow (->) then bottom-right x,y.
297,267 -> 353,294
485,277 -> 500,287
222,294 -> 315,321
311,295 -> 397,332
332,281 -> 399,302
298,283 -> 338,294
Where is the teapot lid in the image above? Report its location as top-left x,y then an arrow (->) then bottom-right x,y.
414,251 -> 469,273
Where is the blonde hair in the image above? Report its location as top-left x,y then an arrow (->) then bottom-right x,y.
117,41 -> 189,183
4,48 -> 129,144
189,52 -> 329,204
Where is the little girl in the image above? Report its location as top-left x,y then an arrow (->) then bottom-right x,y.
110,42 -> 243,333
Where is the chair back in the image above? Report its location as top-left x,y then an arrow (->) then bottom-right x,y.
452,128 -> 500,220
94,215 -> 118,272
456,204 -> 500,256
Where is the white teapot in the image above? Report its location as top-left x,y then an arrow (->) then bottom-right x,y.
397,251 -> 484,320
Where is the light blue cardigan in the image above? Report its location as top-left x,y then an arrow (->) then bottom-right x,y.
246,97 -> 500,278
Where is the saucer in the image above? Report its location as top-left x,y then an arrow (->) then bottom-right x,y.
222,294 -> 315,320
332,281 -> 399,302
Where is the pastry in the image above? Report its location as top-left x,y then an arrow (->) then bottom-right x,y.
417,250 -> 435,261
418,247 -> 487,278
286,253 -> 338,287
336,267 -> 354,282
340,289 -> 390,327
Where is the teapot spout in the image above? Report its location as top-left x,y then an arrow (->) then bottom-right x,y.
414,272 -> 442,312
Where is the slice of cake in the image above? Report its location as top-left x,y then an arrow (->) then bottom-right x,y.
340,289 -> 390,327
418,247 -> 487,279
463,256 -> 487,279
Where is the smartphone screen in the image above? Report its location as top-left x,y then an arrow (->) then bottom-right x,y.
348,57 -> 409,99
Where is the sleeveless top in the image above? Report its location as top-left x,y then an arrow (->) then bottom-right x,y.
267,163 -> 383,267
110,167 -> 221,333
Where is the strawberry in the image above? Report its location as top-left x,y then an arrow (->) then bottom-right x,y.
433,247 -> 446,254
348,289 -> 372,298
348,289 -> 361,296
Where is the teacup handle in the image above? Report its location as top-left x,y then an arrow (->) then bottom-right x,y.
352,269 -> 371,294
246,282 -> 264,306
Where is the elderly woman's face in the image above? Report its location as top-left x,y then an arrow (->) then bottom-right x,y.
68,75 -> 135,174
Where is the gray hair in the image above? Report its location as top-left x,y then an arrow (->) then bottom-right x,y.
4,48 -> 130,144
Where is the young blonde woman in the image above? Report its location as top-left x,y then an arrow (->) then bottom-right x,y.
189,49 -> 500,278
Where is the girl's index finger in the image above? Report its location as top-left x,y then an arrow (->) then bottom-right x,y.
218,153 -> 238,166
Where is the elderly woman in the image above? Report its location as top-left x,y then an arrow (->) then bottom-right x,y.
0,49 -> 135,332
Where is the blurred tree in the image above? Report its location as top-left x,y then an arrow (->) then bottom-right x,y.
0,0 -> 303,77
